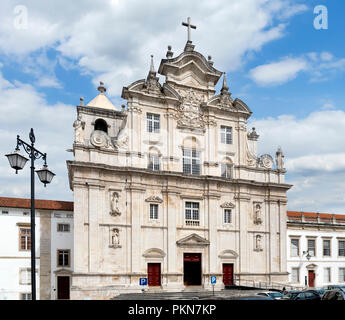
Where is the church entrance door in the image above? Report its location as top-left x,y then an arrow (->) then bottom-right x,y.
222,264 -> 234,285
183,253 -> 201,286
57,276 -> 70,299
148,263 -> 161,286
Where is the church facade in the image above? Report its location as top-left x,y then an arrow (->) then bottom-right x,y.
67,24 -> 292,299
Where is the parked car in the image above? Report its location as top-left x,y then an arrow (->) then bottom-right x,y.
281,290 -> 321,300
233,295 -> 274,300
311,289 -> 326,297
256,291 -> 284,300
321,289 -> 345,300
325,285 -> 345,291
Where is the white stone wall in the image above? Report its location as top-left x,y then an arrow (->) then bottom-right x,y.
0,208 -> 40,300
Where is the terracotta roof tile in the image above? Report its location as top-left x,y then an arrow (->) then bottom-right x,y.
0,197 -> 73,212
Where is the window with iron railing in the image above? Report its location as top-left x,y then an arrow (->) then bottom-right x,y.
185,202 -> 199,226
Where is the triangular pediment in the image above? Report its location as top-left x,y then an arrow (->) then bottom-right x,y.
176,233 -> 210,247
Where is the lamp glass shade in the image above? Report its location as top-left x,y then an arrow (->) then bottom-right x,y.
36,165 -> 55,185
5,150 -> 28,172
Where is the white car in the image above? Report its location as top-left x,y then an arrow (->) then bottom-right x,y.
256,291 -> 283,300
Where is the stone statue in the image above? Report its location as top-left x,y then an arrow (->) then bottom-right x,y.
255,235 -> 262,251
111,228 -> 120,247
276,147 -> 285,170
254,203 -> 262,224
110,192 -> 121,216
73,114 -> 85,143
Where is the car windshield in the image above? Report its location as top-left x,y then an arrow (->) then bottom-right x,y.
283,292 -> 299,299
269,292 -> 283,297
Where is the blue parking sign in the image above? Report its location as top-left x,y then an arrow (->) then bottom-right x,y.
139,277 -> 147,286
211,276 -> 216,284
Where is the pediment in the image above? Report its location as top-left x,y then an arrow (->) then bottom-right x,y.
176,233 -> 210,247
218,249 -> 239,260
220,202 -> 235,209
306,263 -> 318,269
143,248 -> 166,258
145,195 -> 163,203
207,96 -> 252,118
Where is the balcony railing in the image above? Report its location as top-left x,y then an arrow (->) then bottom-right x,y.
185,220 -> 200,227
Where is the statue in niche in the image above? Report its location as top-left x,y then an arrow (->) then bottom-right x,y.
110,192 -> 121,216
73,114 -> 85,144
255,235 -> 263,251
111,228 -> 121,248
254,203 -> 262,224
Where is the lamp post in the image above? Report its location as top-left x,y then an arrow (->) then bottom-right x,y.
5,128 -> 55,300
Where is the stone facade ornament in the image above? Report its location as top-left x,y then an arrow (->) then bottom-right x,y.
254,234 -> 263,251
73,114 -> 85,144
175,88 -> 206,129
275,147 -> 285,171
110,228 -> 121,248
90,130 -> 112,149
259,154 -> 274,169
145,195 -> 163,203
253,203 -> 263,224
220,202 -> 235,209
110,192 -> 121,216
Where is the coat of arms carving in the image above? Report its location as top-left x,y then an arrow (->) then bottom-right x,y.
175,88 -> 205,129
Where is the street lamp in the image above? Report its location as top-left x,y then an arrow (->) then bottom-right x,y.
303,251 -> 311,261
5,128 -> 55,300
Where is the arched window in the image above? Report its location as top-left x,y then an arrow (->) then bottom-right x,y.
148,147 -> 160,171
94,119 -> 108,133
221,157 -> 233,179
182,137 -> 200,175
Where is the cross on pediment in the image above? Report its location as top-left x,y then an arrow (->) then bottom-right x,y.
182,17 -> 196,42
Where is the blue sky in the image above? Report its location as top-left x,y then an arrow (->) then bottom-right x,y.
0,0 -> 345,213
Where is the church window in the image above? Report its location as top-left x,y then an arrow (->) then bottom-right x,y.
338,240 -> 345,256
220,126 -> 232,144
147,113 -> 160,133
148,154 -> 160,171
182,148 -> 200,175
224,209 -> 232,224
57,223 -> 70,232
94,119 -> 108,133
149,204 -> 158,220
19,227 -> 31,251
185,202 -> 199,226
221,163 -> 233,178
291,239 -> 299,257
57,250 -> 70,267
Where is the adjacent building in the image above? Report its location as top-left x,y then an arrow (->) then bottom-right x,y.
286,211 -> 345,288
0,197 -> 73,300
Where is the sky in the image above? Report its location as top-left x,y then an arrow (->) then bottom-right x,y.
0,0 -> 344,213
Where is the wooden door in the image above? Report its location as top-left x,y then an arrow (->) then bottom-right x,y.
57,276 -> 70,299
308,270 -> 315,287
148,263 -> 161,286
223,264 -> 234,285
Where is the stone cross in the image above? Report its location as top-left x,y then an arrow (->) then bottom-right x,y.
182,17 -> 196,42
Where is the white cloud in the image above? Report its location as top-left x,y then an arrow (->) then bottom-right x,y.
250,51 -> 345,86
249,57 -> 308,86
0,70 -> 74,201
0,0 -> 308,97
250,109 -> 345,213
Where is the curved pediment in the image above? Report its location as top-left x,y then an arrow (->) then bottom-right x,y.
220,202 -> 235,209
143,248 -> 166,258
218,249 -> 238,259
206,95 -> 252,118
176,233 -> 210,247
145,195 -> 163,203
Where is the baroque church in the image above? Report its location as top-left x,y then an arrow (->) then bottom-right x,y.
67,18 -> 291,299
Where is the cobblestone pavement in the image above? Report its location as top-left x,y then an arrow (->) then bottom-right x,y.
112,289 -> 268,300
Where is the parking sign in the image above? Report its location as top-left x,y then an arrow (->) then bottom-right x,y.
139,277 -> 147,286
211,276 -> 216,284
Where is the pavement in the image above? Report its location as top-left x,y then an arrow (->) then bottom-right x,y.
112,288 -> 268,300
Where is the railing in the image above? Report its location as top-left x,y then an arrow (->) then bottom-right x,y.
185,220 -> 200,227
233,278 -> 305,291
